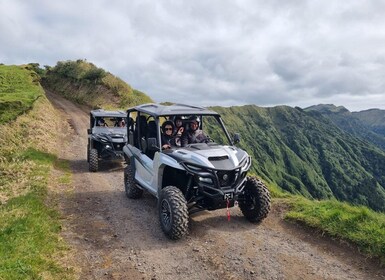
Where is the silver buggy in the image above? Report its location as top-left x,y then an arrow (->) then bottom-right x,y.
123,104 -> 270,239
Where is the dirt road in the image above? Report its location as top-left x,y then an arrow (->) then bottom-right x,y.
46,91 -> 385,280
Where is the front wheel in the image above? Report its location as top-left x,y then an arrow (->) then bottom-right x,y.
239,177 -> 271,223
158,186 -> 189,240
89,148 -> 99,172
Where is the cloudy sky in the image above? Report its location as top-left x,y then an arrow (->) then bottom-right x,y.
1,0 -> 385,111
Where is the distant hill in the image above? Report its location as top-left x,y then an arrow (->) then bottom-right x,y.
305,104 -> 350,114
305,104 -> 385,151
207,105 -> 385,212
353,109 -> 385,135
41,59 -> 153,109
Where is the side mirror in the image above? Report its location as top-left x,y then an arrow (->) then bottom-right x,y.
233,133 -> 240,144
147,137 -> 158,150
87,128 -> 91,134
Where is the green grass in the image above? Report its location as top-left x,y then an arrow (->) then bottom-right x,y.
0,65 -> 73,279
0,191 -> 66,279
21,147 -> 57,164
284,196 -> 385,264
268,182 -> 385,264
0,65 -> 43,124
43,59 -> 153,109
242,174 -> 385,264
0,151 -> 73,279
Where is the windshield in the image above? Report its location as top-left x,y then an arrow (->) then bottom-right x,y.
202,115 -> 231,145
94,116 -> 127,128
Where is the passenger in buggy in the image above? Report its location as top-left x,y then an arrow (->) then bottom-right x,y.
173,116 -> 184,146
115,118 -> 126,127
161,120 -> 176,150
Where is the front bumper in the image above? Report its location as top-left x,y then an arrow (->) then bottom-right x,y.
181,158 -> 251,210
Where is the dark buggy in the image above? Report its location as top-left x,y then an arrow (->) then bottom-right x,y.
87,109 -> 128,172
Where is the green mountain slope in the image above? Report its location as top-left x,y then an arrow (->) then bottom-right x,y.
305,104 -> 385,151
207,105 -> 385,212
42,59 -> 153,109
353,109 -> 385,135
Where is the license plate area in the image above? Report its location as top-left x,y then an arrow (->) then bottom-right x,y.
223,192 -> 234,200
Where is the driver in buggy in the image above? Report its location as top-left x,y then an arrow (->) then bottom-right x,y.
181,115 -> 208,147
97,118 -> 107,127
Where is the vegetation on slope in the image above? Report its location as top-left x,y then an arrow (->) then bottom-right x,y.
276,192 -> 385,264
42,59 -> 153,109
267,175 -> 385,264
0,65 -> 43,124
305,104 -> 385,151
0,65 -> 73,279
354,109 -> 385,135
206,105 -> 385,212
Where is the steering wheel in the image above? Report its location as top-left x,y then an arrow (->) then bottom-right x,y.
198,136 -> 212,143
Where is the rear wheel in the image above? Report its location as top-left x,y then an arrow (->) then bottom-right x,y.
89,148 -> 99,172
124,165 -> 143,199
158,186 -> 189,240
239,176 -> 271,223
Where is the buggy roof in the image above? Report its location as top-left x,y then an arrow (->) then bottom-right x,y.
129,103 -> 220,117
90,109 -> 126,118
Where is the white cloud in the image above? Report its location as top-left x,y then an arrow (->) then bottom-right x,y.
1,0 -> 385,111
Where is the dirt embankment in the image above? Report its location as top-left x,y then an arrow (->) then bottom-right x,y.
46,90 -> 385,280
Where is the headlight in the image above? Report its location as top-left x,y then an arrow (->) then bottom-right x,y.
240,156 -> 251,172
198,177 -> 213,184
105,145 -> 111,149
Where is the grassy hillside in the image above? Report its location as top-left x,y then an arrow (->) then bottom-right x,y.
353,109 -> 385,135
207,105 -> 385,212
0,65 -> 73,279
305,104 -> 385,151
0,65 -> 43,124
281,194 -> 385,264
42,59 -> 153,109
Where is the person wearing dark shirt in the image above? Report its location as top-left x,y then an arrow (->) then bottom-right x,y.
97,118 -> 107,127
161,120 -> 176,150
181,116 -> 207,146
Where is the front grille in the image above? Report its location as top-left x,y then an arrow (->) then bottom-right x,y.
113,143 -> 123,151
216,170 -> 236,187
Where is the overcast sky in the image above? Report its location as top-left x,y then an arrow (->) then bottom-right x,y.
1,0 -> 385,111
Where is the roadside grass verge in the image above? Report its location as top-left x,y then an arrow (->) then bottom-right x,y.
0,80 -> 73,279
269,182 -> 385,265
285,197 -> 385,264
0,178 -> 69,280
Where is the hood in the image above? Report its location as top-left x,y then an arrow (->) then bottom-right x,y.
93,127 -> 127,135
92,127 -> 127,143
169,143 -> 249,171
